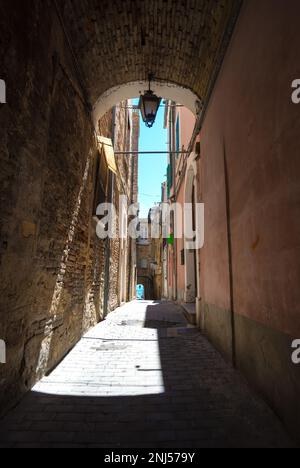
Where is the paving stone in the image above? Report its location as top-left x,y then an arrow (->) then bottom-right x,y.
0,301 -> 293,448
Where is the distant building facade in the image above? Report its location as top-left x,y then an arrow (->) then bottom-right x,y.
136,207 -> 163,300
163,101 -> 197,312
91,101 -> 139,318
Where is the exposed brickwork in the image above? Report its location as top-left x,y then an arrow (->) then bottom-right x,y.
131,111 -> 140,205
0,3 -> 139,413
0,1 -> 97,410
60,0 -> 242,106
98,110 -> 113,138
83,111 -> 114,327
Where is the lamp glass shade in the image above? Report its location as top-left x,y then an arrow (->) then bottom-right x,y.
139,91 -> 161,128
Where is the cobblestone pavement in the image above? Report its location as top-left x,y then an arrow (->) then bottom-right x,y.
0,301 -> 292,448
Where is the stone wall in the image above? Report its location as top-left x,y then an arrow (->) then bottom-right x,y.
0,1 -> 98,410
84,111 -> 113,327
131,111 -> 140,205
0,2 -> 138,413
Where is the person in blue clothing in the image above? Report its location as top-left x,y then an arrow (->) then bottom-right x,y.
136,284 -> 145,300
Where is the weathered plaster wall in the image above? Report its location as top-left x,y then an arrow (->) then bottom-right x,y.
199,0 -> 300,440
175,184 -> 185,303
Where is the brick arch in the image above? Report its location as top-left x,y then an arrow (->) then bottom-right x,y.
60,0 -> 242,114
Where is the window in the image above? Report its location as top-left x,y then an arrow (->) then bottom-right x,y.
140,258 -> 148,269
93,149 -> 109,216
181,249 -> 185,266
126,115 -> 131,149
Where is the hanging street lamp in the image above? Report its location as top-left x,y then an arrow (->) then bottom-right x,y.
138,74 -> 162,128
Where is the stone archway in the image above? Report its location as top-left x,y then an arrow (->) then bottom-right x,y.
93,79 -> 202,125
58,1 -> 242,120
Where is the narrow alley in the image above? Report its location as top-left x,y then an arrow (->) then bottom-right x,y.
0,301 -> 291,448
1,0 -> 300,451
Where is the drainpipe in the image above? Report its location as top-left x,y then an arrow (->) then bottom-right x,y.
173,106 -> 178,303
168,104 -> 173,301
170,103 -> 178,302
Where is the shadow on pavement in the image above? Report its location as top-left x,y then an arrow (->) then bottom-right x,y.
0,302 -> 293,448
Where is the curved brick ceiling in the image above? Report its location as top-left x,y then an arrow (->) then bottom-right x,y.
60,0 -> 242,107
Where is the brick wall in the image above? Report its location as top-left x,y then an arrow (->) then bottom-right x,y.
84,111 -> 114,328
0,1 -> 99,410
131,111 -> 140,205
0,3 -> 139,412
60,0 -> 242,107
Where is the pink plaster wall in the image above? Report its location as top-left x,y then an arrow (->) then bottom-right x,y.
199,0 -> 300,337
176,183 -> 185,301
179,107 -> 195,150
